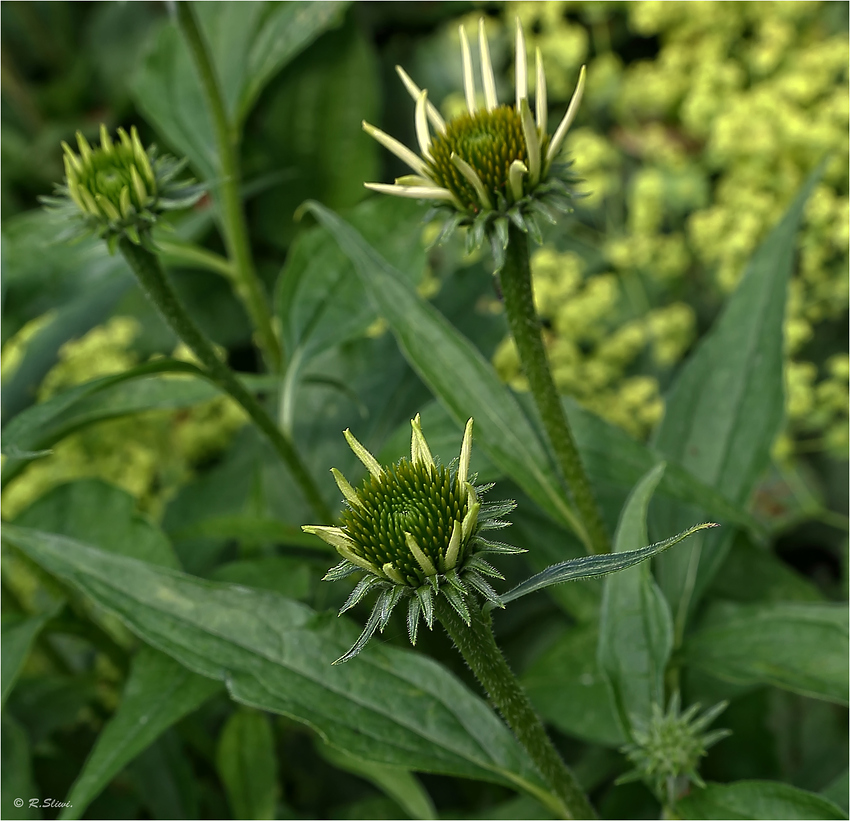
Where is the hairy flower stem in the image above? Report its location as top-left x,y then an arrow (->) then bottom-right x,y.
174,2 -> 281,374
118,239 -> 331,523
498,225 -> 610,554
436,599 -> 597,820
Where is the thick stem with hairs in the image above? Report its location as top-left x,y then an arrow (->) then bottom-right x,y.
436,599 -> 598,819
498,225 -> 610,554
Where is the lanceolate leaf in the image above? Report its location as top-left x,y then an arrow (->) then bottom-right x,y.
651,168 -> 822,628
597,464 -> 674,737
500,523 -> 715,605
684,601 -> 849,705
301,201 -> 586,547
1,605 -> 62,708
60,647 -> 222,821
677,780 -> 847,820
3,525 -> 559,813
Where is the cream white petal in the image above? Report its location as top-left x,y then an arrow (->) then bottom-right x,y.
546,65 -> 586,165
406,532 -> 438,577
461,498 -> 481,543
515,17 -> 528,110
395,65 -> 446,133
394,175 -> 440,187
410,413 -> 436,468
458,418 -> 474,486
343,428 -> 384,478
519,98 -> 541,186
302,525 -> 358,552
478,19 -> 498,111
364,182 -> 456,202
362,120 -> 429,177
444,520 -> 462,572
508,159 -> 528,202
450,153 -> 493,210
535,47 -> 547,138
459,25 -> 477,115
415,90 -> 433,161
331,468 -> 362,508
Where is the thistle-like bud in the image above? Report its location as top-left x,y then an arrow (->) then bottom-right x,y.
303,415 -> 524,664
41,125 -> 204,253
617,694 -> 731,807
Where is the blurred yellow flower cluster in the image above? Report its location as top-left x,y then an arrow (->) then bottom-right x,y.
495,1 -> 847,455
2,317 -> 247,520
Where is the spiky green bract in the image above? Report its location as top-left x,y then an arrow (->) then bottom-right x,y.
41,125 -> 204,254
617,693 -> 731,809
302,416 -> 525,664
362,18 -> 585,269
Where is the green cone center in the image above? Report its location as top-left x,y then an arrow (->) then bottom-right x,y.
340,460 -> 469,586
428,105 -> 527,212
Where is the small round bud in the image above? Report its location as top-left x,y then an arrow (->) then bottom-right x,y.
42,125 -> 203,253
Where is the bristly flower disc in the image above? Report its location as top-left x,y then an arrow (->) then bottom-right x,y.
361,18 -> 586,268
41,125 -> 204,254
302,415 -> 524,664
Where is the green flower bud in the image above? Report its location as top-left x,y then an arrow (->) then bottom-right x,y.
303,415 -> 524,664
617,693 -> 731,807
361,18 -> 586,268
41,125 -> 204,253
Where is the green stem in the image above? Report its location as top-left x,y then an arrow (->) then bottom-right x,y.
118,239 -> 331,523
174,2 -> 281,373
498,225 -> 610,554
436,599 -> 598,820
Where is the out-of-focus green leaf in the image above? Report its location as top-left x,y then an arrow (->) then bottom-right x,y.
300,201 -> 586,547
319,741 -> 436,821
521,624 -> 623,747
209,557 -> 313,600
133,2 -> 347,181
14,480 -> 179,570
1,714 -> 40,820
128,730 -> 199,820
3,525 -> 558,812
60,647 -> 222,821
1,603 -> 62,707
651,169 -> 821,627
822,770 -> 850,814
685,601 -> 848,705
678,780 -> 847,820
500,523 -> 714,605
598,464 -> 673,736
216,708 -> 278,821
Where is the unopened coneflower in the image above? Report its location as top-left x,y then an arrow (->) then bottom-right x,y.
303,415 -> 522,664
362,18 -> 584,265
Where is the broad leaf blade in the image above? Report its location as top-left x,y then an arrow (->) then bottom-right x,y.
500,523 -> 715,605
1,606 -> 61,708
3,525 -> 555,810
652,169 -> 822,624
60,647 -> 222,821
684,601 -> 849,705
301,202 -> 584,543
597,464 -> 673,737
678,780 -> 847,820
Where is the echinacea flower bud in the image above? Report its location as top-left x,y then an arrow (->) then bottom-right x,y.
362,18 -> 586,266
617,694 -> 731,805
41,125 -> 203,253
303,415 -> 524,664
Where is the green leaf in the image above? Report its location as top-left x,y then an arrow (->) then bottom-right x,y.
14,480 -> 179,570
216,708 -> 278,821
128,730 -> 199,820
677,780 -> 847,820
521,623 -> 624,747
318,741 -> 436,821
300,201 -> 585,544
822,770 -> 849,814
133,2 -> 347,180
1,604 -> 62,708
500,523 -> 715,605
684,601 -> 849,705
2,714 -> 40,820
209,557 -> 313,601
3,525 -> 556,810
597,464 -> 674,737
651,168 -> 822,627
60,647 -> 222,821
